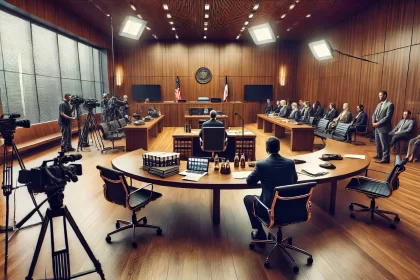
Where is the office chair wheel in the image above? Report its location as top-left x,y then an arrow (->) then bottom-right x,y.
293,266 -> 299,273
132,242 -> 137,248
105,236 -> 111,243
307,257 -> 313,265
390,224 -> 396,230
264,261 -> 270,268
143,218 -> 148,224
249,243 -> 255,250
156,228 -> 163,236
349,204 -> 354,211
116,221 -> 120,229
288,237 -> 293,245
394,216 -> 400,222
350,213 -> 356,219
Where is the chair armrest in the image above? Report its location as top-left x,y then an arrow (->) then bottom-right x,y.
252,195 -> 270,217
128,183 -> 154,200
366,168 -> 390,176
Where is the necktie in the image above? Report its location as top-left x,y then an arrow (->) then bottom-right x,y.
398,120 -> 406,132
376,102 -> 385,120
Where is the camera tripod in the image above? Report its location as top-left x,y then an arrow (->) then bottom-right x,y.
77,107 -> 104,152
1,136 -> 46,275
25,189 -> 105,280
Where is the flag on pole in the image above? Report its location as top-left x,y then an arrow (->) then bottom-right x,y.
175,76 -> 181,102
223,76 -> 228,102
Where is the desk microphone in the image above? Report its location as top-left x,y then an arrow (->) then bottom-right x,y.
234,112 -> 245,156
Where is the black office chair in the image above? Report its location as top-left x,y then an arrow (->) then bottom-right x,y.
352,115 -> 369,145
99,123 -> 125,153
97,166 -> 163,248
249,182 -> 317,273
346,155 -> 406,229
200,127 -> 227,158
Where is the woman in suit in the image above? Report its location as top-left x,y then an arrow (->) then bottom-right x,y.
324,103 -> 338,120
406,135 -> 420,162
327,103 -> 352,130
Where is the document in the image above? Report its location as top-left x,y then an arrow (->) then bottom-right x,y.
344,154 -> 366,159
232,171 -> 252,179
181,172 -> 207,182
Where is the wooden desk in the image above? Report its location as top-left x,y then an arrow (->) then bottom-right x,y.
172,127 -> 256,161
124,115 -> 164,151
257,114 -> 314,151
112,139 -> 370,224
184,114 -> 229,129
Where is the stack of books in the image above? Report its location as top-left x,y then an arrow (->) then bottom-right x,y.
148,165 -> 179,178
142,152 -> 180,169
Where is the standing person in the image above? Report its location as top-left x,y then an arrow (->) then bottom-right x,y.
122,95 -> 129,119
265,99 -> 273,115
59,93 -> 76,153
372,90 -> 394,164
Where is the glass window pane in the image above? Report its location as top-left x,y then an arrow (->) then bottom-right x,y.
100,49 -> 109,93
78,43 -> 94,81
0,10 -> 35,74
0,71 -> 8,113
95,82 -> 102,113
82,81 -> 95,99
58,35 -> 80,79
93,48 -> 101,82
36,76 -> 62,122
4,72 -> 39,124
32,24 -> 60,78
61,79 -> 82,97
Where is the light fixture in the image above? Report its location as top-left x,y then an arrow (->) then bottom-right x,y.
204,27 -> 208,31
248,23 -> 275,45
175,34 -> 179,39
167,14 -> 172,18
169,21 -> 174,25
152,34 -> 157,39
204,22 -> 208,25
287,28 -> 291,31
172,27 -> 176,30
163,4 -> 169,10
281,14 -> 286,19
244,21 -> 249,25
241,27 -> 245,31
253,4 -> 259,11
306,14 -> 311,18
249,13 -> 254,18
137,14 -> 142,19
205,13 -> 209,18
236,35 -> 241,39
204,36 -> 207,39
106,14 -> 110,17
276,35 -> 279,38
205,4 -> 210,10
130,4 -> 136,11
289,4 -> 295,10
119,16 -> 147,40
146,26 -> 151,30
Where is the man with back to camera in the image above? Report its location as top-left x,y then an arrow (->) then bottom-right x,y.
59,93 -> 76,153
373,90 -> 394,163
243,136 -> 298,240
199,110 -> 226,139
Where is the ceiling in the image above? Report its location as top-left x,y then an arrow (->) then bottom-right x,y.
59,0 -> 377,44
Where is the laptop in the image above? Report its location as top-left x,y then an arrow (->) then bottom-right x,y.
179,157 -> 210,176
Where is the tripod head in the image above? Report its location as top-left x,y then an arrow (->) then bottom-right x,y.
0,114 -> 30,146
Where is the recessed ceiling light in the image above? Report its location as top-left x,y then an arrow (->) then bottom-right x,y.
205,4 -> 210,10
204,22 -> 208,25
249,13 -> 254,18
308,40 -> 334,60
119,16 -> 147,40
248,23 -> 276,45
236,35 -> 241,39
204,27 -> 208,31
130,4 -> 136,11
167,14 -> 172,18
146,26 -> 151,30
306,14 -> 311,18
205,13 -> 209,18
172,27 -> 175,30
289,4 -> 295,10
204,36 -> 207,39
281,14 -> 286,19
287,28 -> 291,31
277,35 -> 279,38
175,34 -> 179,39
163,4 -> 169,10
152,34 -> 158,39
253,4 -> 259,11
137,14 -> 142,19
244,21 -> 249,25
169,21 -> 174,25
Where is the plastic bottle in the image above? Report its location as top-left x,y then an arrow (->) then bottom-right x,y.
234,153 -> 240,168
240,153 -> 246,168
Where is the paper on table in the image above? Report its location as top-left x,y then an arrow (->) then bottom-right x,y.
344,154 -> 366,159
232,171 -> 252,179
182,172 -> 207,182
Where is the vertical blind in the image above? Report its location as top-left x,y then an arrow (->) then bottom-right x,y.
0,9 -> 109,124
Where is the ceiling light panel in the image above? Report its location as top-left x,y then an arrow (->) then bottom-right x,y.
119,16 -> 147,40
248,23 -> 276,45
308,40 -> 334,60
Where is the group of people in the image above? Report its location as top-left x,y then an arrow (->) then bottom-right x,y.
264,90 -> 419,163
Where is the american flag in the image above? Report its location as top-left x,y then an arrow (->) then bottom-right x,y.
175,76 -> 181,102
223,76 -> 228,102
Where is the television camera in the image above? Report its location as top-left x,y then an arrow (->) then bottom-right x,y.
70,95 -> 85,107
84,98 -> 101,110
0,114 -> 30,144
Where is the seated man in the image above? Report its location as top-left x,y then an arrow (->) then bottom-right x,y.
288,102 -> 301,121
278,100 -> 290,118
347,104 -> 367,142
324,103 -> 338,121
243,136 -> 298,240
199,110 -> 226,139
389,110 -> 414,148
265,99 -> 273,115
273,100 -> 281,114
300,101 -> 312,123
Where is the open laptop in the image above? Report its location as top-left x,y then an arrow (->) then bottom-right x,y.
179,157 -> 210,176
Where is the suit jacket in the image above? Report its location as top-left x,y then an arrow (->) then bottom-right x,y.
279,106 -> 290,117
288,109 -> 301,121
247,154 -> 298,213
300,107 -> 311,122
351,111 -> 368,131
273,106 -> 281,114
324,109 -> 338,120
390,119 -> 414,136
372,100 -> 394,133
265,104 -> 273,115
312,106 -> 324,118
199,118 -> 225,139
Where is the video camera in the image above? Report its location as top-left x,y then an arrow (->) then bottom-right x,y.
0,114 -> 30,144
18,152 -> 82,194
109,96 -> 127,108
70,95 -> 85,107
84,98 -> 100,110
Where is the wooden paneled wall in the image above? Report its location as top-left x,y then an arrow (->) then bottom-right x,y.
115,41 -> 299,108
296,0 -> 420,134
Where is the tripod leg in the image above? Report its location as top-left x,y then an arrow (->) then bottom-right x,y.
25,210 -> 50,280
64,206 -> 105,279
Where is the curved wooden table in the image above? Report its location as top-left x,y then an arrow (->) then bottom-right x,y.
112,139 -> 371,225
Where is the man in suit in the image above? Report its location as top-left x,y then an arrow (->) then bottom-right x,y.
199,110 -> 226,139
244,136 -> 298,240
347,104 -> 368,142
288,102 -> 301,121
273,101 -> 281,114
389,110 -> 414,147
300,101 -> 312,123
265,99 -> 273,115
279,100 -> 290,117
373,90 -> 394,163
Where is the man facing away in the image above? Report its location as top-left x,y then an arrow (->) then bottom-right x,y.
199,110 -> 226,139
58,93 -> 76,153
372,90 -> 394,163
244,136 -> 298,240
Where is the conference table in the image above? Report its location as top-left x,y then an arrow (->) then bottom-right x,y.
112,139 -> 370,225
257,114 -> 314,151
124,115 -> 165,151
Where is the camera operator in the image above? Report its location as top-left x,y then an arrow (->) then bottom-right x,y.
59,93 -> 76,152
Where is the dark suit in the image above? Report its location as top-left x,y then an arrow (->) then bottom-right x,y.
244,154 -> 298,230
288,108 -> 301,121
199,118 -> 225,139
372,100 -> 394,160
347,111 -> 368,141
324,109 -> 338,120
279,106 -> 290,118
273,106 -> 281,114
312,106 -> 324,118
265,104 -> 273,115
389,119 -> 414,146
300,107 -> 311,123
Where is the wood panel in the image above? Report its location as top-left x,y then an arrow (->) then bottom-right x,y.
405,44 -> 420,136
360,1 -> 388,56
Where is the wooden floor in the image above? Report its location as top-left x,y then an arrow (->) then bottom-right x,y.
1,124 -> 420,280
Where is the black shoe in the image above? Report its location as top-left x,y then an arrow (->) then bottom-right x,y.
251,230 -> 267,248
373,155 -> 382,160
375,159 -> 390,164
82,143 -> 90,147
67,147 -> 76,152
61,148 -> 67,153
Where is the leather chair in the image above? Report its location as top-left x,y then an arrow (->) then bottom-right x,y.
249,182 -> 317,273
200,127 -> 227,158
352,115 -> 368,145
346,155 -> 406,229
97,166 -> 163,248
99,123 -> 125,153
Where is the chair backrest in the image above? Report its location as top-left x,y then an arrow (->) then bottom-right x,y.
386,155 -> 406,191
99,123 -> 110,138
202,127 -> 226,152
332,123 -> 351,140
357,114 -> 368,133
270,182 -> 317,227
96,165 -> 130,207
316,118 -> 329,131
109,120 -> 120,131
117,118 -> 127,127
